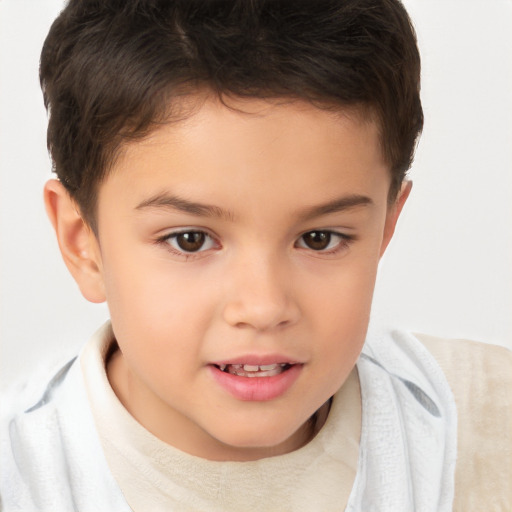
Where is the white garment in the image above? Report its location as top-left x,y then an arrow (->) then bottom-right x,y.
347,332 -> 457,511
0,325 -> 457,511
1,357 -> 130,512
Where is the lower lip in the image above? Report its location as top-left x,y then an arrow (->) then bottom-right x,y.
209,364 -> 302,401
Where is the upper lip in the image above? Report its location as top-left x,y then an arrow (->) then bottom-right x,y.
210,354 -> 302,366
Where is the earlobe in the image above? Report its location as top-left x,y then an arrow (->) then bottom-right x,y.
380,180 -> 412,257
44,179 -> 106,303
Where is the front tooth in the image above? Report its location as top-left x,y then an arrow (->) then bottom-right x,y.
243,364 -> 259,372
259,364 -> 278,371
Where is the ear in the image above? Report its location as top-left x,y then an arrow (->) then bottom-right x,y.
44,179 -> 106,303
379,180 -> 412,257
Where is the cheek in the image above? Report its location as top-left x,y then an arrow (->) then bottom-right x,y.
100,244 -> 215,354
103,236 -> 187,307
307,251 -> 378,316
305,256 -> 378,356
103,263 -> 210,392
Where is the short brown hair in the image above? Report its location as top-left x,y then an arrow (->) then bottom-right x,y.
40,0 -> 423,229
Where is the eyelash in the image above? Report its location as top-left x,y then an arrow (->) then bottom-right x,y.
294,230 -> 354,256
156,229 -> 354,259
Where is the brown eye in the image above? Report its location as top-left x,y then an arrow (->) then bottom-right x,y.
301,231 -> 331,251
164,230 -> 217,254
175,232 -> 206,252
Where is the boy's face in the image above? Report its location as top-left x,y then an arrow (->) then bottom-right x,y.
58,96 -> 408,461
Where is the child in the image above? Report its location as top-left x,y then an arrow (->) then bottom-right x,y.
1,1 -> 510,511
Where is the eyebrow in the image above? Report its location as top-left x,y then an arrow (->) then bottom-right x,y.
135,193 -> 236,221
135,192 -> 373,221
298,194 -> 373,221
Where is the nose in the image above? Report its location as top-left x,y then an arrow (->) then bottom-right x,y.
222,253 -> 300,332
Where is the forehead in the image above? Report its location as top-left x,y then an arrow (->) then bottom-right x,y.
99,96 -> 389,220
116,93 -> 382,162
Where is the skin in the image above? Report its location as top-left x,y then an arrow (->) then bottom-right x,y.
45,96 -> 410,462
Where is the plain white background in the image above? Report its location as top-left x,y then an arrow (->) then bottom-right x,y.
1,0 -> 511,388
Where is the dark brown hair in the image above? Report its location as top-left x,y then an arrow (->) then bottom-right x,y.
40,0 -> 423,229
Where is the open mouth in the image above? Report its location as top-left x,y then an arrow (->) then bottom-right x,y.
209,361 -> 302,400
214,363 -> 293,378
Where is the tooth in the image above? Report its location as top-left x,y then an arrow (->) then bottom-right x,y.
243,364 -> 259,372
219,364 -> 226,371
259,364 -> 278,371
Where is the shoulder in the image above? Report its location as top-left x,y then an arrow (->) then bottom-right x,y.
415,334 -> 512,422
415,334 -> 512,415
1,350 -> 129,511
1,358 -> 83,509
414,333 -> 512,511
415,332 -> 512,378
